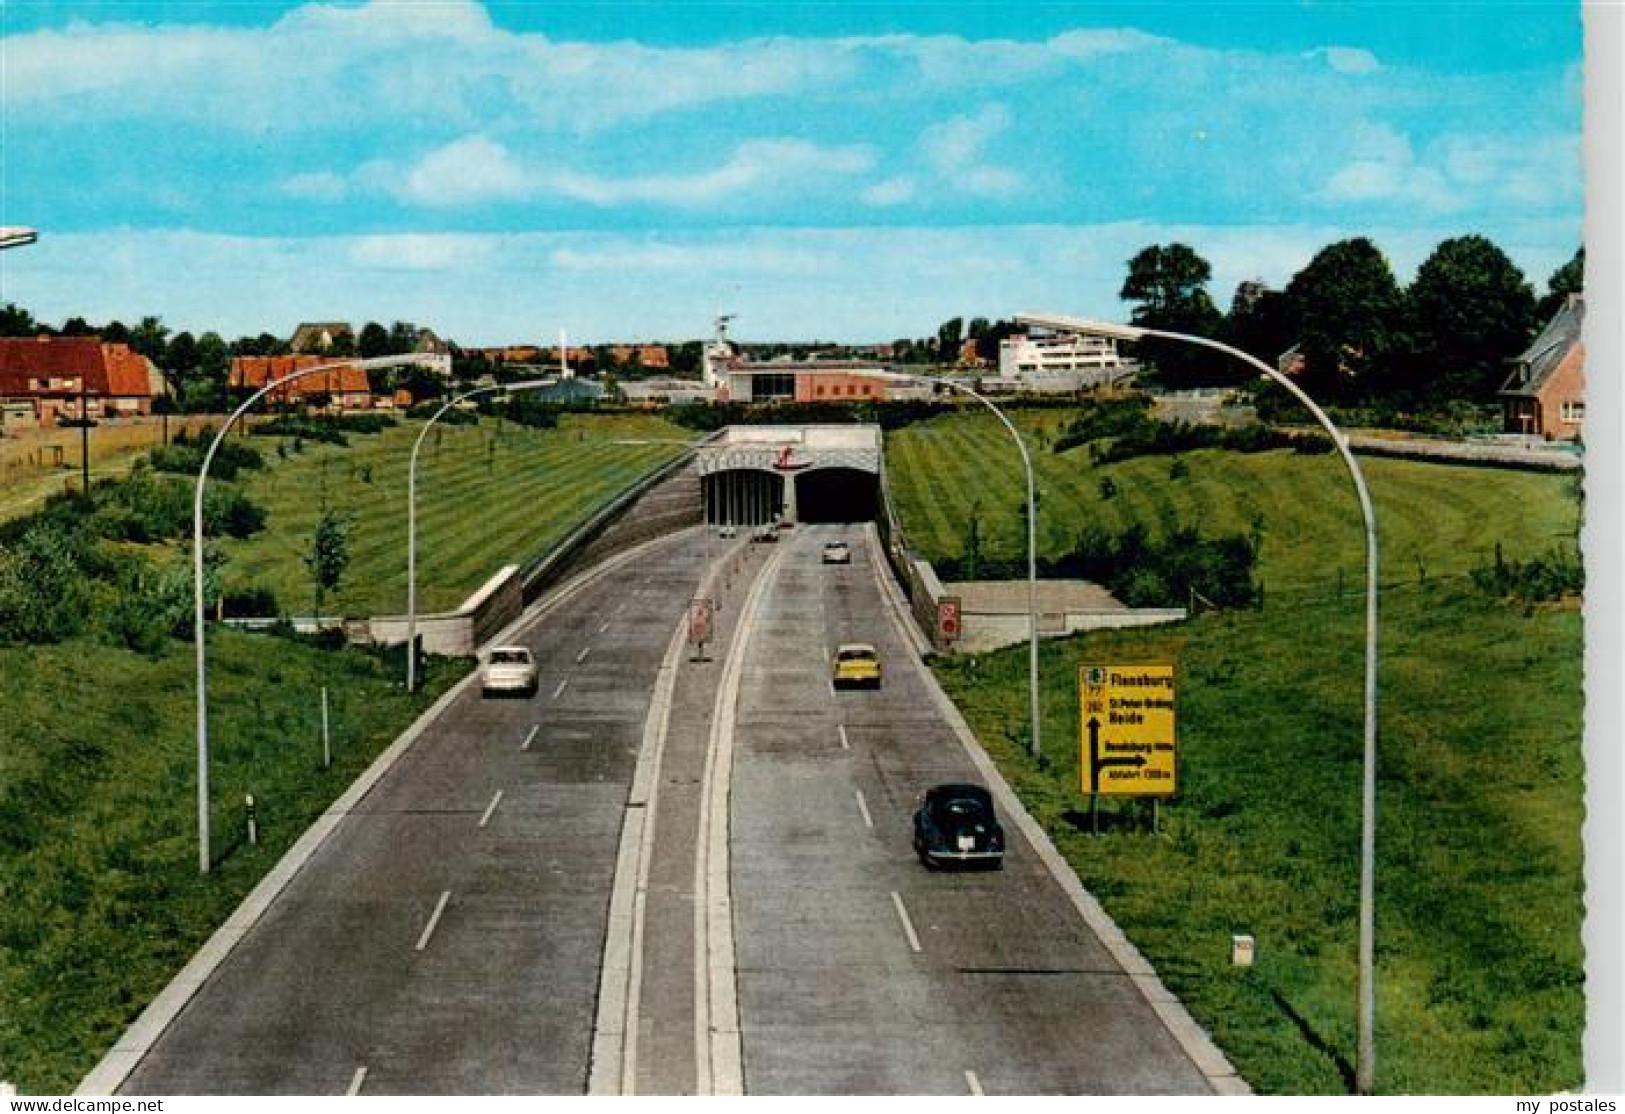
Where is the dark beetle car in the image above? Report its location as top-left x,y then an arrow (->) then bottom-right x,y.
912,783 -> 1005,869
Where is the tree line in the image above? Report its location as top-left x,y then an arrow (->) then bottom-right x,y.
1114,237 -> 1583,405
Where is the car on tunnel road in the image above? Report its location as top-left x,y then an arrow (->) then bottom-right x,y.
482,646 -> 538,697
832,642 -> 881,689
913,783 -> 1005,870
821,541 -> 851,564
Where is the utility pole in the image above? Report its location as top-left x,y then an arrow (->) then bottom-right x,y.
79,374 -> 90,495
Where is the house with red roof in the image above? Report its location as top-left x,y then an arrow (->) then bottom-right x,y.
1499,294 -> 1585,440
229,355 -> 374,412
0,335 -> 163,429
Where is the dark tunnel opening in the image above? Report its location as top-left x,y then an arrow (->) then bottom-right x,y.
795,467 -> 880,523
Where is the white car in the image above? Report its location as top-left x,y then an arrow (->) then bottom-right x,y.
482,646 -> 538,697
822,542 -> 851,565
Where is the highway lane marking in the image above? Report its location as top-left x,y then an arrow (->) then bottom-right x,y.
478,790 -> 504,829
854,789 -> 873,829
965,1070 -> 984,1096
838,724 -> 850,750
599,620 -> 612,633
521,724 -> 540,752
346,1067 -> 368,1096
415,890 -> 452,952
576,646 -> 593,664
890,891 -> 923,954
553,678 -> 570,700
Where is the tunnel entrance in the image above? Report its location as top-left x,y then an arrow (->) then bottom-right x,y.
702,470 -> 786,526
796,467 -> 880,523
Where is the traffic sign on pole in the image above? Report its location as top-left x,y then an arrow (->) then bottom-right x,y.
1080,664 -> 1177,798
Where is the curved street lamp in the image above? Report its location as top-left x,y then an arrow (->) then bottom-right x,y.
193,353 -> 443,874
1018,312 -> 1380,1094
405,378 -> 555,693
863,368 -> 1043,763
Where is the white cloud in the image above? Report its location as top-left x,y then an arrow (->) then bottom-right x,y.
347,234 -> 496,272
862,177 -> 918,207
396,135 -> 532,206
281,171 -> 351,202
550,140 -> 876,207
1317,123 -> 1581,214
1317,124 -> 1462,212
916,104 -> 1022,198
1309,46 -> 1383,75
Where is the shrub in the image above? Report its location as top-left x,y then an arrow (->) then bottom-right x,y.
149,438 -> 263,481
1472,544 -> 1584,603
0,522 -> 93,644
222,585 -> 280,618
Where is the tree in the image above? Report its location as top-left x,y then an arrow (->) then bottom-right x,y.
303,507 -> 352,620
129,315 -> 170,365
102,319 -> 131,345
1536,246 -> 1584,322
0,303 -> 39,336
1283,238 -> 1404,401
1223,286 -> 1295,366
388,321 -> 418,355
1404,235 -> 1536,400
936,317 -> 964,364
164,331 -> 199,409
59,316 -> 94,337
357,321 -> 391,358
1119,243 -> 1225,387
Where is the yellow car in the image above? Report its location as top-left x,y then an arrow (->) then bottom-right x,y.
832,643 -> 882,689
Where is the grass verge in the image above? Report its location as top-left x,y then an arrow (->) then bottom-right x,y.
0,630 -> 468,1093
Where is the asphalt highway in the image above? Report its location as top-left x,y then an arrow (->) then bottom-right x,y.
120,530 -> 710,1095
726,525 -> 1214,1095
112,521 -> 1221,1096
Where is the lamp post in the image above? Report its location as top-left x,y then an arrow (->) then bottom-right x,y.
194,353 -> 439,874
405,378 -> 555,693
1018,312 -> 1380,1094
865,369 -> 1042,763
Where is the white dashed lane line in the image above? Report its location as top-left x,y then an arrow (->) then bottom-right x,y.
477,790 -> 504,829
576,646 -> 592,664
837,724 -> 850,750
520,725 -> 540,752
415,890 -> 452,953
553,679 -> 569,700
890,891 -> 922,954
965,1070 -> 984,1096
346,1066 -> 368,1096
599,620 -> 612,634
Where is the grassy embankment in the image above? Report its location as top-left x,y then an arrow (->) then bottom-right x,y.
222,411 -> 690,616
0,411 -> 690,1092
0,416 -> 229,524
886,409 -> 1584,1094
0,633 -> 464,1093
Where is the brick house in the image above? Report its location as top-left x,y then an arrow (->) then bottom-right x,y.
0,335 -> 162,428
1499,294 -> 1585,440
230,355 -> 374,412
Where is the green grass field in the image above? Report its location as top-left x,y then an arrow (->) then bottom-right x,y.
887,409 -> 1579,595
0,633 -> 467,1093
888,408 -> 1585,1093
220,412 -> 690,616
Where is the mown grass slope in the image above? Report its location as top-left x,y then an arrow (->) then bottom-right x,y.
0,633 -> 467,1093
222,412 -> 689,616
887,407 -> 1585,1094
886,409 -> 1578,596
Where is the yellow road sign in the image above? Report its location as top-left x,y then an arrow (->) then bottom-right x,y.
1080,664 -> 1177,798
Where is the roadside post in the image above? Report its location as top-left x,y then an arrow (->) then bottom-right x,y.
321,686 -> 331,769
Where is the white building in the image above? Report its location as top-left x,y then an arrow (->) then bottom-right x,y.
994,331 -> 1136,392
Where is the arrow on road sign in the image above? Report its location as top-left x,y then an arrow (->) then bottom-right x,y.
1086,717 -> 1147,794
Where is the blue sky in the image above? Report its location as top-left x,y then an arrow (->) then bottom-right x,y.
0,0 -> 1585,344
